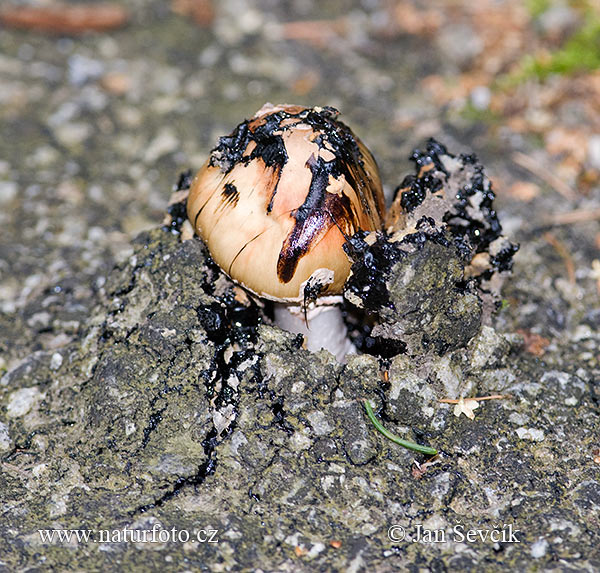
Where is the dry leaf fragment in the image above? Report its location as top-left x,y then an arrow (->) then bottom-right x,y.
171,0 -> 214,27
393,2 -> 442,36
508,181 -> 541,202
291,70 -> 320,96
453,397 -> 479,420
545,128 -> 588,165
280,19 -> 347,48
180,219 -> 195,242
517,329 -> 550,357
233,286 -> 251,306
412,456 -> 441,479
412,462 -> 427,479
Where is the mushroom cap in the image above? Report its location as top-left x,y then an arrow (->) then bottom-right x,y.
187,103 -> 385,302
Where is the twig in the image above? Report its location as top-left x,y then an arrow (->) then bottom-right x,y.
439,395 -> 510,404
546,208 -> 600,226
543,232 -> 576,284
512,151 -> 577,201
0,3 -> 128,34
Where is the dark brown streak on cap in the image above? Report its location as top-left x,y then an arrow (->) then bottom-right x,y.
325,192 -> 360,240
340,143 -> 384,224
218,182 -> 240,211
263,163 -> 284,214
305,110 -> 384,225
276,154 -> 359,284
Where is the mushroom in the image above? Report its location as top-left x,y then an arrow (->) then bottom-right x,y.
187,103 -> 385,361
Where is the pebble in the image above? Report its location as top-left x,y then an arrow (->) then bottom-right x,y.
100,72 -> 131,95
0,422 -> 11,451
68,54 -> 105,86
0,181 -> 18,204
28,145 -> 59,167
436,24 -> 483,69
53,122 -> 92,148
538,5 -> 579,39
307,411 -> 333,435
587,135 -> 600,170
516,427 -> 545,442
50,352 -> 63,371
530,538 -> 549,558
143,128 -> 179,163
7,387 -> 42,418
470,86 -> 491,110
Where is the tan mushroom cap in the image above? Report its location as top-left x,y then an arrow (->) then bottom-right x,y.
187,104 -> 385,302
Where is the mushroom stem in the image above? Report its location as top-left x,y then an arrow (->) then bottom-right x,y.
273,303 -> 356,363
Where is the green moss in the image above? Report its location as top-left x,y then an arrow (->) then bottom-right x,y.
459,102 -> 502,124
504,14 -> 600,86
526,0 -> 551,18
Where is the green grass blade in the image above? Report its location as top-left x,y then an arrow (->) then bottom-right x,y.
363,399 -> 437,457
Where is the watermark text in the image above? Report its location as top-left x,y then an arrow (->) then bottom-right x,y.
38,524 -> 219,545
388,523 -> 520,544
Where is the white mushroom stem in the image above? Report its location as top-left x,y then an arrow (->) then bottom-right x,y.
273,303 -> 356,363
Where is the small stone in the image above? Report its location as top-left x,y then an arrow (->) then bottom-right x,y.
289,431 -> 311,452
307,541 -> 326,558
100,72 -> 131,94
213,404 -> 236,435
54,122 -> 92,147
0,181 -> 17,204
468,326 -> 510,370
7,387 -> 42,418
0,422 -> 11,451
470,86 -> 491,110
587,135 -> 600,170
32,463 -> 47,478
307,411 -> 333,436
516,427 -> 545,442
436,24 -> 483,68
68,54 -> 104,86
28,145 -> 60,167
530,538 -> 549,558
50,352 -> 63,370
538,5 -> 579,39
143,128 -> 179,163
